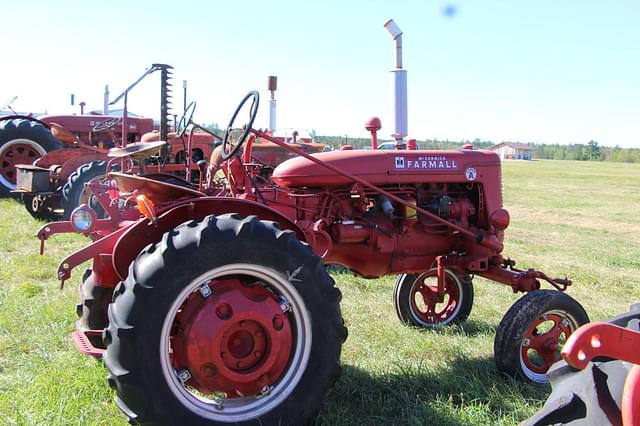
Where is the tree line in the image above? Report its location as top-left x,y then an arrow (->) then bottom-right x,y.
314,136 -> 640,163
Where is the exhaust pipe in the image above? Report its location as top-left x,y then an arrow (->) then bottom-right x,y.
103,85 -> 110,115
268,76 -> 277,132
384,19 -> 408,143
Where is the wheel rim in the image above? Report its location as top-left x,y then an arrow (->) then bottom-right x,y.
0,138 -> 47,189
409,269 -> 463,327
160,263 -> 312,422
519,310 -> 579,383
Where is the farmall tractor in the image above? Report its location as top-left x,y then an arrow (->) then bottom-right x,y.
3,64 -> 218,220
36,89 -> 590,425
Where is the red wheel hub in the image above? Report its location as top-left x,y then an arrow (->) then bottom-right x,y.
171,279 -> 293,397
0,142 -> 43,184
411,273 -> 459,323
521,313 -> 572,374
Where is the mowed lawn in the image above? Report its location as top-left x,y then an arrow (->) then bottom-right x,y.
0,159 -> 638,425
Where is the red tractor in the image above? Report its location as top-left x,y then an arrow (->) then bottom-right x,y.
3,64 -> 217,220
37,90 -> 589,425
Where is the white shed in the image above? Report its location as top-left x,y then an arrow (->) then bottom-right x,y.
490,142 -> 533,160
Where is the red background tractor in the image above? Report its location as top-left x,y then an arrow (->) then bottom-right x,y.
2,64 -> 217,220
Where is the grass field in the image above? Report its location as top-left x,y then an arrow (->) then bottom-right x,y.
0,159 -> 639,425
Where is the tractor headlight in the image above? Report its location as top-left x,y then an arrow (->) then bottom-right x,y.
490,208 -> 510,231
71,205 -> 96,233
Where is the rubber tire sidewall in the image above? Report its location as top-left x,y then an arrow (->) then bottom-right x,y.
103,213 -> 345,426
494,289 -> 589,383
0,118 -> 62,197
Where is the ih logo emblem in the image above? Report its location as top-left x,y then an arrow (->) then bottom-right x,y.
465,167 -> 477,181
395,157 -> 405,168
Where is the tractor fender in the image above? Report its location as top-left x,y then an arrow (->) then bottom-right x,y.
111,197 -> 306,280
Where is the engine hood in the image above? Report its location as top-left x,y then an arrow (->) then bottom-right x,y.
272,149 -> 500,187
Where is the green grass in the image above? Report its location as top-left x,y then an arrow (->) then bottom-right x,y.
0,159 -> 639,425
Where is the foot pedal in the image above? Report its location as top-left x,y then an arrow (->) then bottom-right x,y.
71,329 -> 105,358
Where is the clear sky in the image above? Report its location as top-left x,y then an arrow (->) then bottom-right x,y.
2,0 -> 639,147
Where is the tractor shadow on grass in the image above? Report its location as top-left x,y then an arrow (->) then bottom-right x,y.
449,318 -> 497,337
310,357 -> 548,426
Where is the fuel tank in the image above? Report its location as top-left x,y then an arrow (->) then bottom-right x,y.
272,149 -> 501,187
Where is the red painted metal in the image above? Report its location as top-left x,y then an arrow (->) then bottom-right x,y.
412,269 -> 460,323
561,322 -> 640,369
72,330 -> 105,358
365,117 -> 382,149
266,137 -> 503,250
171,279 -> 292,397
520,313 -> 572,374
110,198 -> 305,280
622,365 -> 640,426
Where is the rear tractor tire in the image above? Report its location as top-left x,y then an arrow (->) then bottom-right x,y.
394,268 -> 474,328
103,213 -> 346,425
0,118 -> 62,197
494,289 -> 589,383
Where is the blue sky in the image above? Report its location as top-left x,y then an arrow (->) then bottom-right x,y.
2,0 -> 638,147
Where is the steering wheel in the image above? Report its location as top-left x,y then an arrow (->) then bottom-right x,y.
176,101 -> 196,138
221,90 -> 259,161
92,116 -> 122,133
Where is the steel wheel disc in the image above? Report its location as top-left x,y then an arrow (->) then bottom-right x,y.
160,263 -> 312,422
0,138 -> 47,189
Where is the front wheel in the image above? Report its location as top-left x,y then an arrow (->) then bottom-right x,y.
394,268 -> 474,328
103,214 -> 345,425
494,290 -> 589,383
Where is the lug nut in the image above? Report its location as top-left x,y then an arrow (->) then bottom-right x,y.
201,363 -> 217,377
273,315 -> 284,331
216,303 -> 232,320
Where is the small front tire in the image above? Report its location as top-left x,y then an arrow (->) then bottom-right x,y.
494,290 -> 589,383
394,268 -> 474,328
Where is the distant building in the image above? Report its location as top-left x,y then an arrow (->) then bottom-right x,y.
490,142 -> 533,160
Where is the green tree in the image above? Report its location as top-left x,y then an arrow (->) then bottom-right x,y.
587,140 -> 601,160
